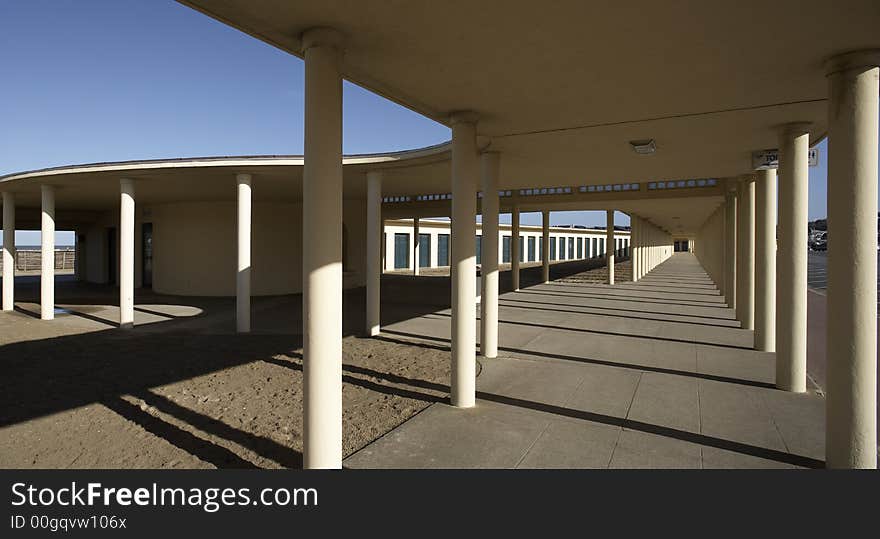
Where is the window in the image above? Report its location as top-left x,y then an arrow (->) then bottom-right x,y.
419,233 -> 431,268
438,234 -> 450,266
599,238 -> 605,256
559,237 -> 566,260
550,237 -> 557,260
568,237 -> 575,259
577,237 -> 583,259
394,233 -> 410,269
476,235 -> 482,265
591,238 -> 597,258
502,235 -> 511,263
528,236 -> 536,261
538,237 -> 543,261
519,236 -> 525,262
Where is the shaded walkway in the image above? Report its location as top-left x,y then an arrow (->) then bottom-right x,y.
346,253 -> 826,469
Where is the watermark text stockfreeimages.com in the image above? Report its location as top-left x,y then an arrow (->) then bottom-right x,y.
11,481 -> 318,513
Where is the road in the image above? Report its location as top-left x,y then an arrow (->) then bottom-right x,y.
807,250 -> 880,305
806,251 -> 879,452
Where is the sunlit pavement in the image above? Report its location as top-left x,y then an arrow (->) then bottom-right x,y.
346,253 -> 826,469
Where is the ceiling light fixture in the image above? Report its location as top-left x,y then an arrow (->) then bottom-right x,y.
629,139 -> 656,155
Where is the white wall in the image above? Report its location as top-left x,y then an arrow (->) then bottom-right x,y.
146,200 -> 366,296
381,219 -> 630,271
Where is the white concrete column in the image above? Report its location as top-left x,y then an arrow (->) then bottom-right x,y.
412,218 -> 420,275
366,171 -> 382,337
754,168 -> 777,351
606,209 -> 615,284
2,192 -> 14,311
776,122 -> 810,393
119,179 -> 135,329
735,177 -> 755,330
724,187 -> 737,308
630,217 -> 638,282
301,27 -> 344,469
236,173 -> 252,333
511,206 -> 520,291
541,210 -> 550,283
450,111 -> 478,408
825,51 -> 879,469
633,218 -> 640,280
74,229 -> 84,282
480,152 -> 499,359
639,218 -> 646,278
40,185 -> 55,320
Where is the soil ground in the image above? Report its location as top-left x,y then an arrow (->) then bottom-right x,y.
0,258 -> 603,468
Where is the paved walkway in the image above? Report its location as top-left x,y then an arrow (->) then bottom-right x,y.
346,253 -> 826,469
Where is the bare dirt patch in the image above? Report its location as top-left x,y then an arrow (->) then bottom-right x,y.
0,327 -> 449,469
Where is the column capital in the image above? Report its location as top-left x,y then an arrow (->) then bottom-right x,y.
757,167 -> 777,179
235,173 -> 252,184
776,122 -> 812,137
825,49 -> 880,76
449,110 -> 479,125
300,27 -> 345,53
40,184 -> 55,194
724,178 -> 739,192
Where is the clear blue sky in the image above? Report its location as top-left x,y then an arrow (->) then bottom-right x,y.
0,1 -> 855,244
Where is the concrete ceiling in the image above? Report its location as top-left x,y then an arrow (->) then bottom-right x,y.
0,147 -> 453,212
180,0 -> 877,184
0,152 -> 721,235
4,1 -> 876,235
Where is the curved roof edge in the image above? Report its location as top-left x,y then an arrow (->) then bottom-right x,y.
0,141 -> 452,184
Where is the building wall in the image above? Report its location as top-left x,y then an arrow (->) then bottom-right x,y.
84,224 -> 108,284
148,200 -> 365,297
80,208 -> 143,287
75,203 -> 628,296
381,219 -> 630,271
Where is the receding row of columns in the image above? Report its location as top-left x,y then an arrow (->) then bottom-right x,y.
1,180 -> 139,327
705,51 -> 878,468
2,186 -> 61,319
724,123 -> 811,395
2,41 -> 875,470
629,214 -> 673,281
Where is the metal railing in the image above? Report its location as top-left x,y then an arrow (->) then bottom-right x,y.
0,249 -> 76,271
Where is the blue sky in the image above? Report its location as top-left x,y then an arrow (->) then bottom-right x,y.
0,1 -> 850,244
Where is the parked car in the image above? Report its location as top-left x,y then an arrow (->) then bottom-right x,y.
810,231 -> 827,251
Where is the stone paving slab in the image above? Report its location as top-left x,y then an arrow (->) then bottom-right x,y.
345,254 -> 827,469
